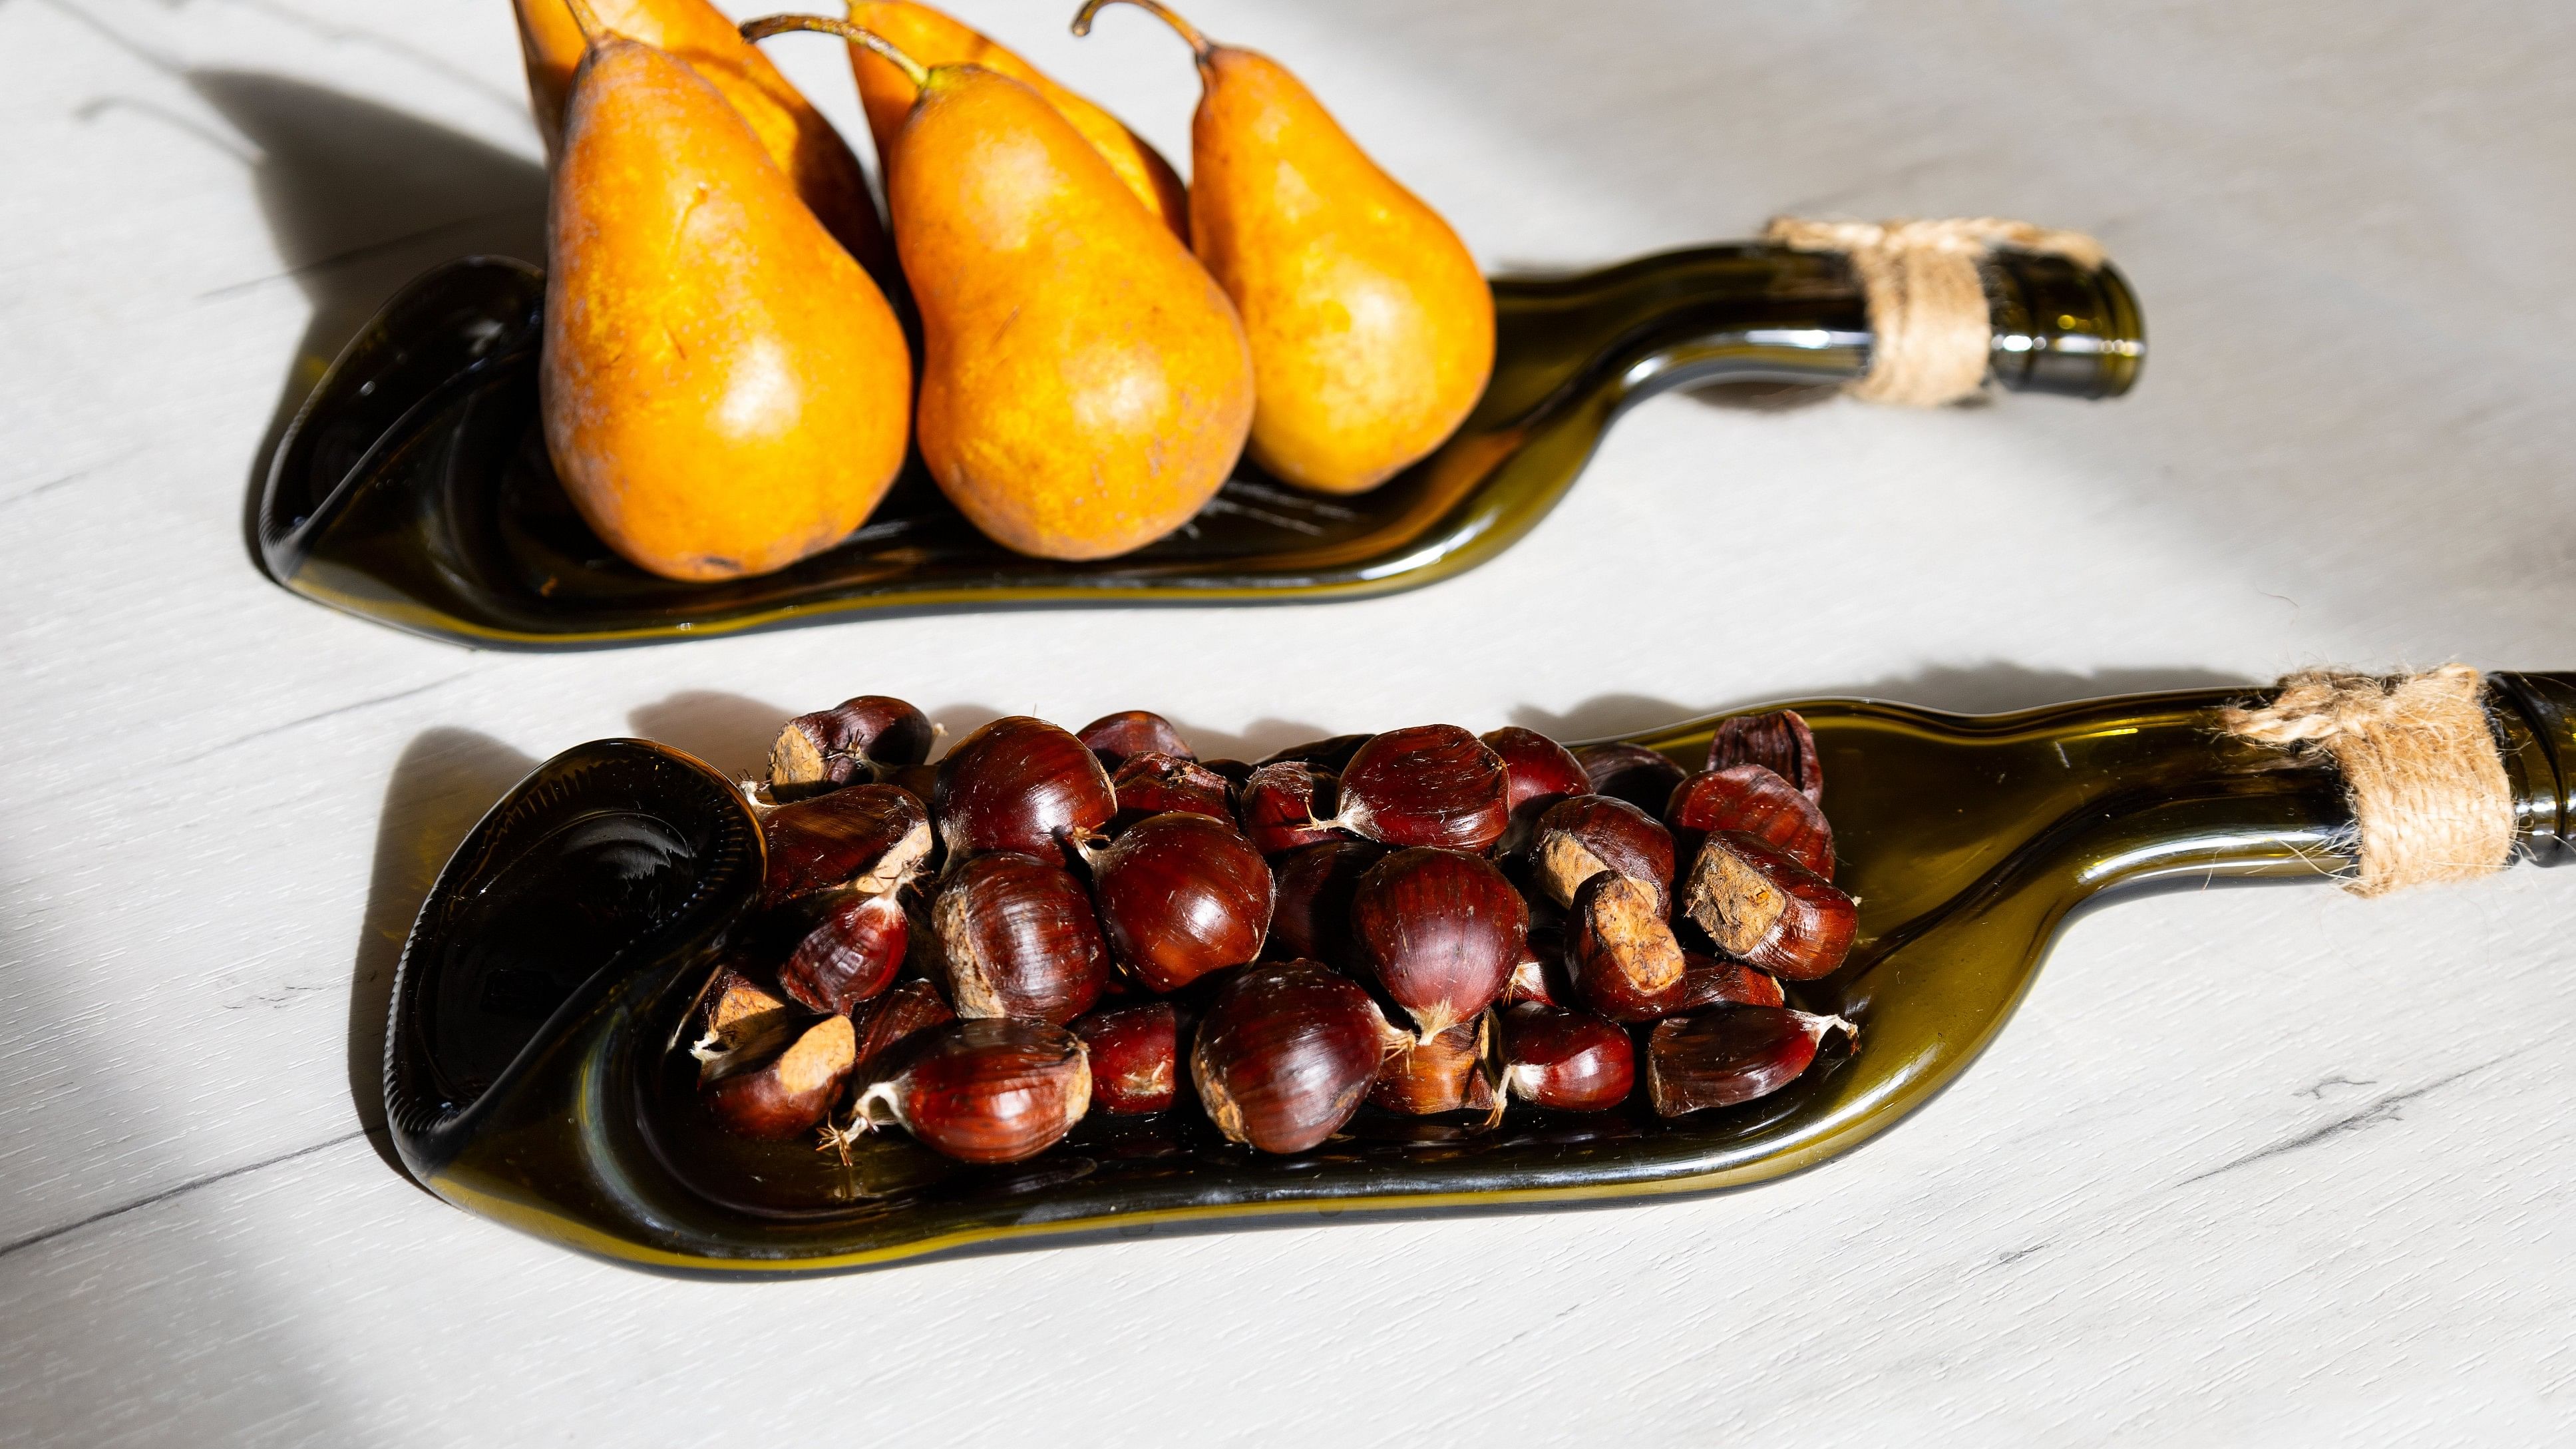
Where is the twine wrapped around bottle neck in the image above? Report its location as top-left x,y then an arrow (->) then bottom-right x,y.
1763,216 -> 2107,407
2219,665 -> 2515,896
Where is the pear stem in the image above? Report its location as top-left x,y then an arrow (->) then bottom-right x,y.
1070,0 -> 1214,64
562,0 -> 607,45
739,13 -> 929,91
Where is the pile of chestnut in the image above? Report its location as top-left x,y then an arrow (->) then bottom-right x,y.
691,696 -> 1858,1166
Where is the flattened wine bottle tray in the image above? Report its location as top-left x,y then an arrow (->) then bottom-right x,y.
261,244 -> 2139,649
383,677 -> 2576,1277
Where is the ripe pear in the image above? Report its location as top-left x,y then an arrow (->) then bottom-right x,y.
514,0 -> 894,279
844,2 -> 1189,242
542,29 -> 912,582
1075,1 -> 1495,496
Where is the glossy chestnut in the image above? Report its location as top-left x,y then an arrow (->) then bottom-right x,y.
769,695 -> 935,793
1077,710 -> 1193,766
1083,813 -> 1274,992
930,852 -> 1111,1023
1264,839 -> 1387,966
1350,847 -> 1529,1040
1667,763 -> 1834,880
1481,726 -> 1590,811
1192,960 -> 1403,1154
1325,724 -> 1511,851
1530,794 -> 1676,911
1680,831 -> 1857,980
705,1014 -> 856,1139
1497,1002 -> 1634,1112
933,716 -> 1116,864
1678,951 -> 1785,1010
1565,871 -> 1688,1022
760,783 -> 930,907
1572,742 -> 1687,816
778,888 -> 908,1016
1110,751 -> 1234,826
850,1018 -> 1093,1163
1644,1008 -> 1855,1116
1071,1002 -> 1181,1114
848,978 -> 956,1084
1236,760 -> 1344,855
1706,709 -> 1822,805
1368,1014 -> 1495,1115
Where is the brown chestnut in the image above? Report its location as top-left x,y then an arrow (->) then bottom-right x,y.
1324,724 -> 1510,851
1644,1007 -> 1854,1115
778,888 -> 909,1016
769,695 -> 935,792
1193,960 -> 1403,1153
930,852 -> 1111,1023
1572,742 -> 1688,817
851,1018 -> 1092,1163
1083,813 -> 1274,992
761,783 -> 931,907
1666,763 -> 1833,880
1565,871 -> 1687,1021
1498,1002 -> 1634,1112
1254,733 -> 1373,771
1264,839 -> 1387,966
1368,1014 -> 1495,1116
1071,1002 -> 1181,1114
1350,847 -> 1529,1040
689,966 -> 801,1084
933,716 -> 1116,864
1236,759 -> 1344,854
848,978 -> 956,1084
705,1014 -> 856,1139
1680,831 -> 1857,980
1706,709 -> 1821,805
1110,751 -> 1235,826
1503,937 -> 1570,1008
1481,725 -> 1591,812
1077,710 -> 1194,766
1530,794 -> 1676,911
1678,951 -> 1785,1010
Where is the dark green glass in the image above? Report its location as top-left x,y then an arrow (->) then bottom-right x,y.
385,674 -> 2571,1275
262,244 -> 2140,648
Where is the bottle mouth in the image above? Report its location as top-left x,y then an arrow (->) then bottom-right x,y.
1984,250 -> 2146,399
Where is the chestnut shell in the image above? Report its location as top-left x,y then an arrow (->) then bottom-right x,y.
1481,726 -> 1590,812
930,852 -> 1111,1023
1192,960 -> 1393,1154
934,716 -> 1116,863
1499,1003 -> 1634,1112
1350,847 -> 1528,1038
1237,760 -> 1344,855
1572,742 -> 1688,817
1071,1002 -> 1181,1115
1529,793 -> 1676,911
760,783 -> 930,907
1706,710 -> 1822,805
1087,813 -> 1274,992
1644,1008 -> 1850,1116
1334,724 -> 1511,851
872,1018 -> 1093,1163
1667,763 -> 1835,880
1078,710 -> 1193,766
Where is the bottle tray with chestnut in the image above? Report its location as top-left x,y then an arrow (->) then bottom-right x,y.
261,242 -> 2137,649
380,676 -> 2576,1275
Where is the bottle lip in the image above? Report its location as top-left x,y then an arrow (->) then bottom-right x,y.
1985,251 -> 2146,399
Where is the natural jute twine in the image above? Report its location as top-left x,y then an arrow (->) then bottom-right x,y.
2219,665 -> 2515,897
1763,216 -> 2107,407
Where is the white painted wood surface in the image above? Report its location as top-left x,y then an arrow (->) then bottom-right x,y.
5,1 -> 2573,1442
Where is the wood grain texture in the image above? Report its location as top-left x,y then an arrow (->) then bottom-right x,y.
3,1 -> 2573,1443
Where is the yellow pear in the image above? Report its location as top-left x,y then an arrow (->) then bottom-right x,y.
514,0 -> 894,279
844,1 -> 1189,241
1075,1 -> 1495,496
543,23 -> 912,582
748,17 -> 1251,560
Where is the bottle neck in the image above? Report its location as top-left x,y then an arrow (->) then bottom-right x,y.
2487,672 -> 2576,865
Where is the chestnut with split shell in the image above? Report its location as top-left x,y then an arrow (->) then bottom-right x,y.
1498,1002 -> 1634,1112
1072,1002 -> 1181,1115
1078,710 -> 1193,767
760,783 -> 930,907
1681,831 -> 1857,980
930,851 -> 1111,1023
689,967 -> 800,1084
1368,1014 -> 1495,1116
844,1018 -> 1093,1164
1264,838 -> 1385,966
1667,763 -> 1834,880
1081,812 -> 1274,992
1572,741 -> 1688,817
1321,724 -> 1510,851
769,695 -> 935,793
934,716 -> 1116,864
1679,951 -> 1785,1010
1706,710 -> 1822,806
1645,1007 -> 1854,1116
1530,794 -> 1675,911
1236,759 -> 1344,854
1193,960 -> 1405,1154
778,887 -> 909,1016
705,1014 -> 856,1139
1565,871 -> 1687,1021
1350,847 -> 1528,1041
1110,751 -> 1234,826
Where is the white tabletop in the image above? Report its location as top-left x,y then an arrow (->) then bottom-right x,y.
5,1 -> 2573,1443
